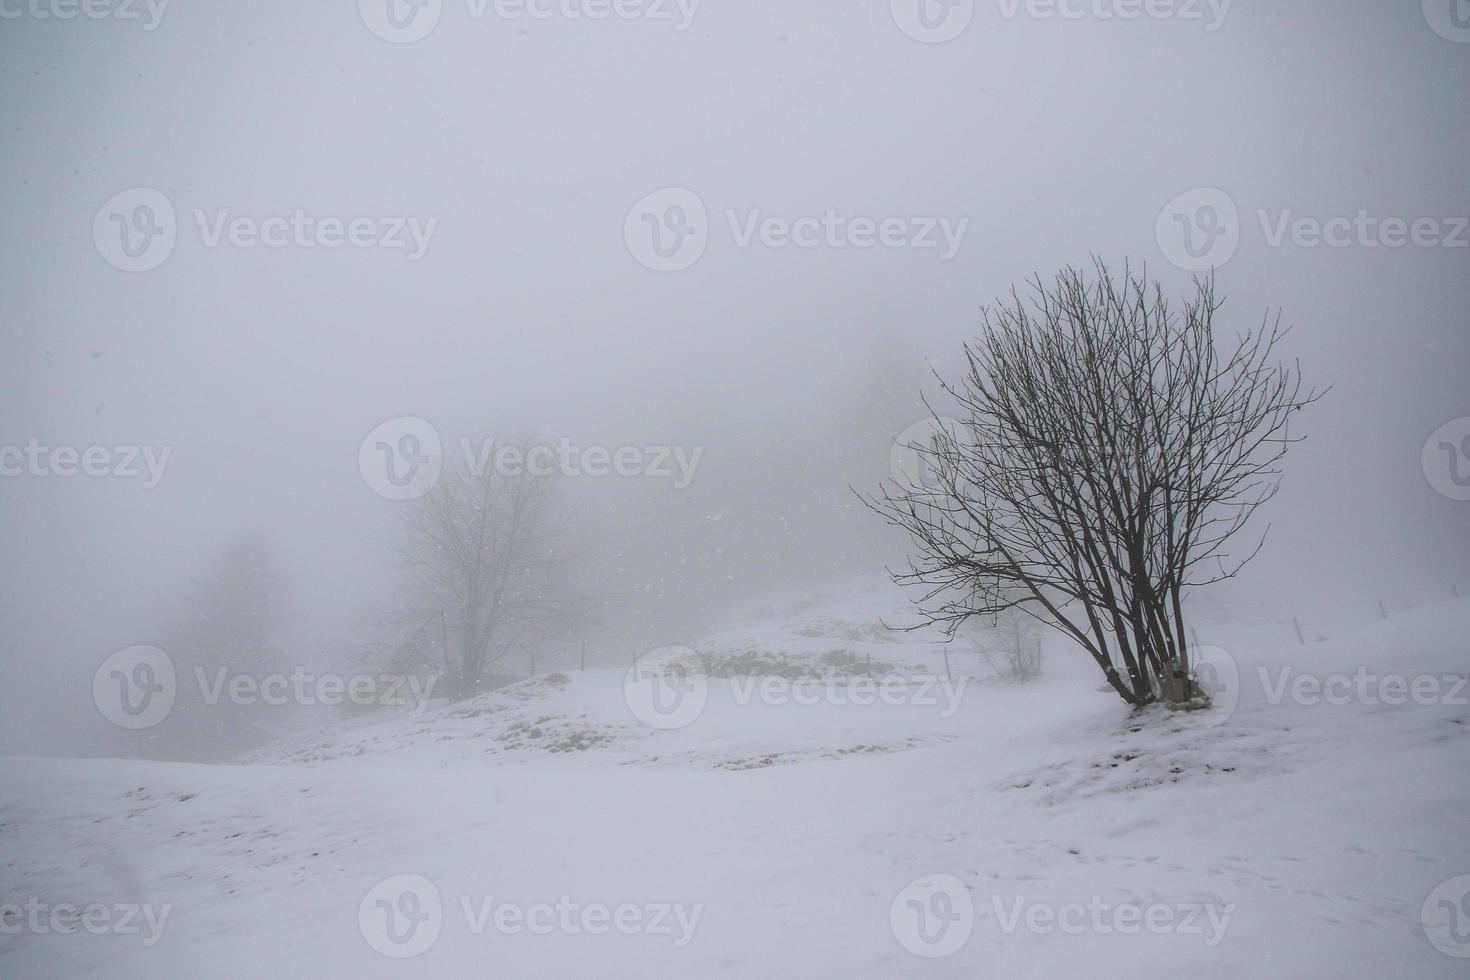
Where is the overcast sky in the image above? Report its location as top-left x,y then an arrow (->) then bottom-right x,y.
2,0 -> 1467,754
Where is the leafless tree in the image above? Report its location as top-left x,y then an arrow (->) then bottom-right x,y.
866,260 -> 1322,706
147,530 -> 293,760
386,437 -> 590,699
977,605 -> 1042,683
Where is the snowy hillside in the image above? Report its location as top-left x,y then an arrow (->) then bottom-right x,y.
4,590 -> 1468,978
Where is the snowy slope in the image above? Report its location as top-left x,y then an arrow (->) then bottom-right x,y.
3,592 -> 1468,978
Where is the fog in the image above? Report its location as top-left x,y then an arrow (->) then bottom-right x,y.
0,0 -> 1466,829
3,1 -> 1467,761
4,4 -> 1470,976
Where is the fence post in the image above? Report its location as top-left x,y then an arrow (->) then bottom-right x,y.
1378,600 -> 1387,621
1292,617 -> 1305,645
580,640 -> 587,671
943,646 -> 952,683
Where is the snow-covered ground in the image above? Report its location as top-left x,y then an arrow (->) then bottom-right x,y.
4,588 -> 1469,978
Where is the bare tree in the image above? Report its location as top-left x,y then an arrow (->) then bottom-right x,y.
866,260 -> 1321,707
149,530 -> 294,760
387,438 -> 589,699
977,605 -> 1042,683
